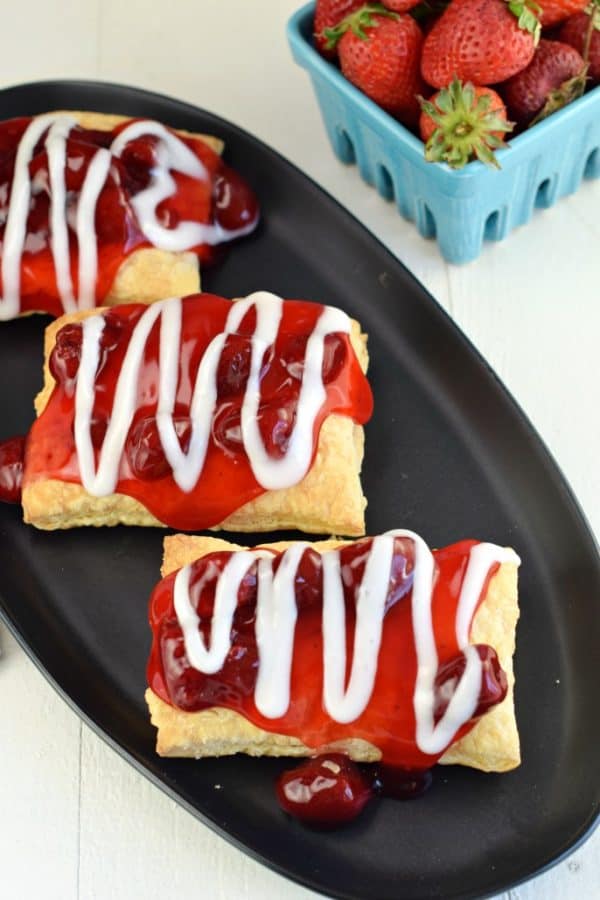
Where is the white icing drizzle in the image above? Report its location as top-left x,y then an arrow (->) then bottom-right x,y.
74,291 -> 351,498
236,296 -> 351,490
255,543 -> 307,718
0,113 -> 66,319
46,116 -> 78,314
0,114 -> 256,319
173,531 -> 520,757
75,147 -> 112,310
322,535 -> 394,724
76,301 -> 163,495
174,550 -> 265,674
111,120 -> 257,251
397,530 -> 519,755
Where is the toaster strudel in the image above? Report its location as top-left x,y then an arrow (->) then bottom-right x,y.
0,111 -> 258,319
146,531 -> 520,774
21,291 -> 372,534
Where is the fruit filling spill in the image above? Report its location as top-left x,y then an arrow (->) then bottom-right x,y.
0,115 -> 259,319
276,754 -> 374,827
275,754 -> 434,827
23,292 -> 373,529
0,435 -> 26,503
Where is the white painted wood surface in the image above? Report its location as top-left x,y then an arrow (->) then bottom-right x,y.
0,2 -> 598,898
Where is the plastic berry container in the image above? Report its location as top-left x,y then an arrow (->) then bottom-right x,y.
287,2 -> 600,264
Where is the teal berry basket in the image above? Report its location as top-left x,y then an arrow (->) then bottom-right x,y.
287,2 -> 600,264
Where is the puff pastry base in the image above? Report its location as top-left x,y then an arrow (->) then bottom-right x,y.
146,534 -> 521,773
13,110 -> 226,317
22,309 -> 369,536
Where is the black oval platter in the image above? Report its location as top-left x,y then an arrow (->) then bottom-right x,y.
0,81 -> 598,900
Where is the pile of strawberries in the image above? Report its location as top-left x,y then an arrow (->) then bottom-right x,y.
314,0 -> 600,167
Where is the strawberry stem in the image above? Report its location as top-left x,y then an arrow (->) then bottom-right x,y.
419,77 -> 513,170
506,0 -> 541,45
583,0 -> 600,64
322,3 -> 398,50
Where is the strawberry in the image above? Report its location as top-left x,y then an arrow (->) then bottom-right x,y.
559,10 -> 600,84
381,0 -> 420,10
538,0 -> 587,28
419,79 -> 512,167
314,0 -> 365,57
327,5 -> 426,126
502,38 -> 586,126
421,0 -> 540,88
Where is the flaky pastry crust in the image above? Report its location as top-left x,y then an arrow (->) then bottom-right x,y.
146,535 -> 520,773
22,307 -> 369,535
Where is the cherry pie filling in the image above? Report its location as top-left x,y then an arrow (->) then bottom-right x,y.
0,116 -> 258,316
17,294 -> 373,529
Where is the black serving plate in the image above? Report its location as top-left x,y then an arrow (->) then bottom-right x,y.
0,81 -> 598,900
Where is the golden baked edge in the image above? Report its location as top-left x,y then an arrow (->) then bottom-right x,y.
145,534 -> 520,773
13,109 -> 227,317
22,311 -> 369,536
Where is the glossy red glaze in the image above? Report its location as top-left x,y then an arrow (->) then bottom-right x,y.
372,765 -> 433,800
276,753 -> 373,827
147,537 -> 507,769
0,116 -> 258,316
48,323 -> 83,393
24,294 -> 373,530
0,435 -> 26,503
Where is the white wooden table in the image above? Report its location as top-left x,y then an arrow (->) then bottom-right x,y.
1,2 -> 598,898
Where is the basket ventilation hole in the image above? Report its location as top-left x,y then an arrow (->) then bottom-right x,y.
584,147 -> 600,179
535,178 -> 553,208
375,164 -> 394,201
335,128 -> 355,164
484,210 -> 500,241
418,203 -> 436,239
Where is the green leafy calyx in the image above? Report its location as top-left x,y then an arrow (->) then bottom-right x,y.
507,0 -> 542,45
419,77 -> 514,170
530,67 -> 589,127
322,3 -> 398,51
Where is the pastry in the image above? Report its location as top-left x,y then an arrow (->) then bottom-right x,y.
21,290 -> 373,534
146,530 -> 520,783
0,111 -> 258,320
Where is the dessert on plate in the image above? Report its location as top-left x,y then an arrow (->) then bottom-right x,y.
20,290 -> 372,534
0,111 -> 258,319
146,530 -> 520,823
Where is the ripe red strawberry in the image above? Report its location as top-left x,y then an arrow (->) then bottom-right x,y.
559,11 -> 600,84
314,0 -> 365,57
329,6 -> 426,126
381,0 -> 420,10
419,80 -> 512,167
502,39 -> 586,126
421,0 -> 540,88
538,0 -> 587,28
